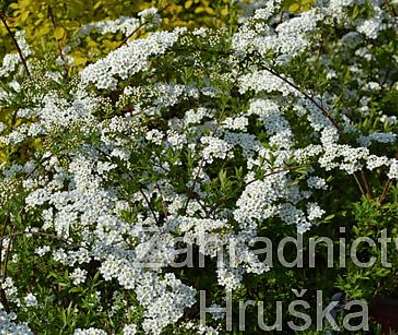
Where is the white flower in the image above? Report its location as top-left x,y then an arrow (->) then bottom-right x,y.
388,160 -> 398,179
201,136 -> 233,163
35,246 -> 51,257
184,108 -> 208,125
307,176 -> 328,190
70,268 -> 88,285
79,16 -> 140,38
357,10 -> 383,40
222,116 -> 248,131
24,293 -> 38,307
0,310 -> 33,334
138,7 -> 161,27
146,129 -> 164,145
307,202 -> 325,221
81,29 -> 186,90
73,328 -> 107,335
367,155 -> 389,170
358,132 -> 396,147
122,324 -> 138,335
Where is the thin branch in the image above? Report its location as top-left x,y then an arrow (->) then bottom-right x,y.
353,173 -> 366,197
118,21 -> 146,48
139,188 -> 160,224
2,222 -> 16,282
254,55 -> 377,198
95,148 -> 161,225
257,59 -> 340,130
379,179 -> 392,205
118,4 -> 171,48
244,164 -> 308,188
378,151 -> 398,204
0,230 -> 75,244
0,288 -> 10,313
183,157 -> 205,214
155,182 -> 168,217
0,215 -> 10,278
0,12 -> 31,78
360,170 -> 372,198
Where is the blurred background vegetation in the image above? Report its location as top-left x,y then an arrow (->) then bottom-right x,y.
0,0 -> 314,65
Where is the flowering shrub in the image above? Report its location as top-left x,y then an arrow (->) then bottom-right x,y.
0,0 -> 397,334
0,0 -> 241,66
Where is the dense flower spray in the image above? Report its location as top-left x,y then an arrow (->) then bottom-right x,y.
0,0 -> 397,333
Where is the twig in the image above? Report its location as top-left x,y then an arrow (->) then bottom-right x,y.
383,0 -> 397,16
0,288 -> 10,313
353,173 -> 366,197
378,151 -> 398,204
95,148 -> 161,225
183,157 -> 205,214
139,188 -> 160,224
118,3 -> 171,48
0,215 -> 10,273
2,222 -> 16,282
244,164 -> 309,188
257,59 -> 340,130
254,55 -> 377,198
0,12 -> 31,78
360,170 -> 372,198
379,179 -> 392,205
155,182 -> 168,217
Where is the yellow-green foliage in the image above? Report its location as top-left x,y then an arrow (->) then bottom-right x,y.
283,0 -> 315,12
0,0 -> 239,65
0,0 -> 313,64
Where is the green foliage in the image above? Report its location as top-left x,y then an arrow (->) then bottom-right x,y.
0,0 -> 241,64
0,0 -> 397,333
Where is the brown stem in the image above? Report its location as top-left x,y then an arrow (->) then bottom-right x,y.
258,60 -> 341,130
118,21 -> 146,48
383,0 -> 397,16
0,288 -> 10,313
378,151 -> 398,204
379,179 -> 392,205
139,188 -> 160,224
118,4 -> 171,48
0,12 -> 31,78
0,215 -> 10,274
183,157 -> 205,214
244,165 -> 308,188
2,222 -> 16,282
360,170 -> 372,198
353,173 -> 366,197
255,56 -> 378,198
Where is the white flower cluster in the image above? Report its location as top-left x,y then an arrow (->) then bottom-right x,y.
0,309 -> 33,335
74,328 -> 107,335
79,17 -> 140,38
78,7 -> 161,39
0,31 -> 31,79
358,132 -> 397,147
24,293 -> 38,307
1,0 -> 397,333
356,7 -> 383,39
81,29 -> 186,90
